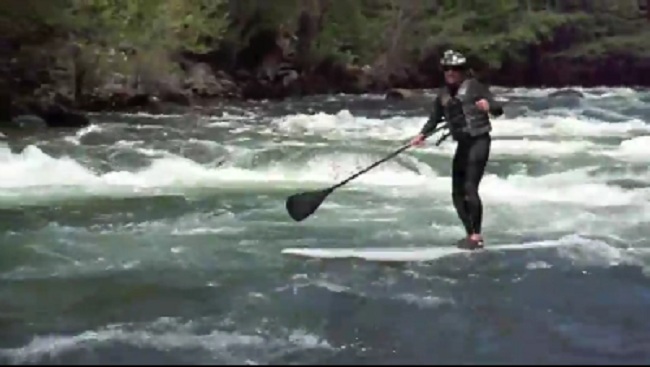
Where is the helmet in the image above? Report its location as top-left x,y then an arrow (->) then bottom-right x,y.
440,49 -> 467,68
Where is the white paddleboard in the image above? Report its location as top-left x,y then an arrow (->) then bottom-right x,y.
281,240 -> 564,263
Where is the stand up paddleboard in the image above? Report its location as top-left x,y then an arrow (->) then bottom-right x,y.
281,240 -> 564,263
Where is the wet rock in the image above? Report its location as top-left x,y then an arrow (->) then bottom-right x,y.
548,89 -> 585,98
185,62 -> 223,98
546,88 -> 585,109
39,103 -> 89,128
10,88 -> 90,128
9,114 -> 47,129
385,88 -> 416,100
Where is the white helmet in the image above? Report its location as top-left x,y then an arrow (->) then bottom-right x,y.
440,49 -> 467,68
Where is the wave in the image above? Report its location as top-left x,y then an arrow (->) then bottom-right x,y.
0,317 -> 330,365
0,87 -> 646,205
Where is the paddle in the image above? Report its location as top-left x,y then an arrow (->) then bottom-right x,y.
286,126 -> 451,222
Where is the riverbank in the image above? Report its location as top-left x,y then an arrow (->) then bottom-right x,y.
1,1 -> 649,129
3,45 -> 649,130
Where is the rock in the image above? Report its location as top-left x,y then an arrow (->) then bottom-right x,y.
343,64 -> 373,92
8,100 -> 89,129
546,88 -> 584,109
153,72 -> 192,106
185,62 -> 223,98
39,103 -> 90,128
234,69 -> 253,80
6,83 -> 90,128
10,114 -> 47,130
280,69 -> 299,86
0,90 -> 10,122
385,88 -> 415,100
213,70 -> 241,98
158,91 -> 191,106
179,63 -> 241,101
548,89 -> 585,98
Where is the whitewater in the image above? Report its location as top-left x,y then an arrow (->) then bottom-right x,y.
0,87 -> 649,364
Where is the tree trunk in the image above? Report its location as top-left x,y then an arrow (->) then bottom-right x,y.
294,0 -> 329,71
296,10 -> 317,70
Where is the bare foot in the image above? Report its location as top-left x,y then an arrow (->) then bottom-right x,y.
469,234 -> 484,248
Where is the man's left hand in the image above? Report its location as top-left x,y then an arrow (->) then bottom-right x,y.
475,99 -> 489,112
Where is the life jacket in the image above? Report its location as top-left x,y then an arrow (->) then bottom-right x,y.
438,78 -> 492,138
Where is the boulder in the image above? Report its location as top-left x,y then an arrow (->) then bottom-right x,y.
385,88 -> 416,100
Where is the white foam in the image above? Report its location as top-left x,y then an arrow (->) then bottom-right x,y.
0,87 -> 647,210
0,145 -> 100,187
0,144 -> 427,193
206,111 -> 259,126
426,138 -> 597,157
492,115 -> 649,138
0,141 -> 647,211
62,124 -> 107,145
501,86 -> 639,99
271,109 -> 649,147
0,317 -> 330,364
555,237 -> 642,268
120,112 -> 184,119
493,139 -> 596,156
359,165 -> 650,208
604,136 -> 650,161
478,171 -> 649,207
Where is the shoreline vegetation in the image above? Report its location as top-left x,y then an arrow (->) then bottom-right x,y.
1,0 -> 649,128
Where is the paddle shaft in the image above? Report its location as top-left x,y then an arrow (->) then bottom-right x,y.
330,127 -> 451,191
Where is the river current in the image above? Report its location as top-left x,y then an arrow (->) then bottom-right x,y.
0,87 -> 649,364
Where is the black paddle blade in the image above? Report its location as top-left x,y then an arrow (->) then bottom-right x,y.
286,188 -> 333,222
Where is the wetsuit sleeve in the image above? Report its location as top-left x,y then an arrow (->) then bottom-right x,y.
419,94 -> 443,137
477,82 -> 504,117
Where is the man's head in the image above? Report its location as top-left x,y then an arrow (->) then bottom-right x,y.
440,49 -> 468,86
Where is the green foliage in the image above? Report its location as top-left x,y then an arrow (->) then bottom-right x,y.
0,0 -> 70,39
312,1 -> 389,64
420,2 -> 592,68
0,0 -> 648,79
62,0 -> 228,53
221,0 -> 301,49
557,30 -> 650,58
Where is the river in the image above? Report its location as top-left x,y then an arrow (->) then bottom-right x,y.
1,87 -> 649,364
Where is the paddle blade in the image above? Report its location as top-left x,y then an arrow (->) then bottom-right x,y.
286,188 -> 332,222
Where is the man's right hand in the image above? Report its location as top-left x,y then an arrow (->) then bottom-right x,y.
410,134 -> 426,147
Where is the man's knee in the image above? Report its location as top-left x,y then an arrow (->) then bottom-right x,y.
451,185 -> 464,199
463,182 -> 479,202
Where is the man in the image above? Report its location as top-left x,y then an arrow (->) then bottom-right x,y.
410,49 -> 504,250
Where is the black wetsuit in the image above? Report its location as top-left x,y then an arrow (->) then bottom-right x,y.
451,133 -> 491,235
419,78 -> 503,236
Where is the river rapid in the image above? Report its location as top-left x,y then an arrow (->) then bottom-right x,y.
0,87 -> 649,364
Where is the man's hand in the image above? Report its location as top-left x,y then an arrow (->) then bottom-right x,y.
475,99 -> 490,112
410,133 -> 426,147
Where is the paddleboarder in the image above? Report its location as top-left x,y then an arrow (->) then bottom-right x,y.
410,49 -> 504,250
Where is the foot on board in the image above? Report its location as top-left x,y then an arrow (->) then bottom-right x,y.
455,237 -> 484,251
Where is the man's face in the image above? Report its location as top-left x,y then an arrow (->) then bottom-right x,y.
443,66 -> 464,85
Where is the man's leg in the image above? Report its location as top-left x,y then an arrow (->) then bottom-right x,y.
464,134 -> 491,245
451,140 -> 473,236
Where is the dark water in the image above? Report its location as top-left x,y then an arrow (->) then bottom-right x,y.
0,87 -> 649,364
